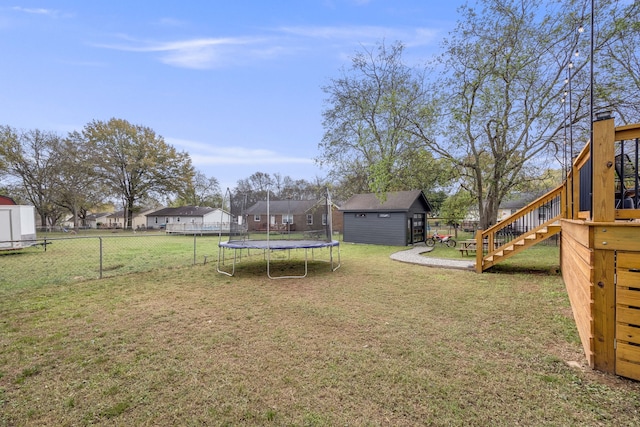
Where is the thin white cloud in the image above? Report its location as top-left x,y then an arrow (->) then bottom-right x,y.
93,36 -> 271,69
11,6 -> 59,16
167,138 -> 313,166
91,24 -> 439,69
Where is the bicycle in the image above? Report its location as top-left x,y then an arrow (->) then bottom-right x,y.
425,232 -> 457,248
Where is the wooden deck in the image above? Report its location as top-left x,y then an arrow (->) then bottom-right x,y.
481,119 -> 640,380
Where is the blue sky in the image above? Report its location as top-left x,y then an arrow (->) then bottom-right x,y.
1,1 -> 464,191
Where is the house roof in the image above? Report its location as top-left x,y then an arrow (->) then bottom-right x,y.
499,191 -> 547,210
245,199 -> 319,215
86,212 -> 112,220
147,206 -> 217,217
107,208 -> 157,218
340,190 -> 431,212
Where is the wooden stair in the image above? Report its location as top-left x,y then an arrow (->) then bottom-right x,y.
482,222 -> 561,270
477,183 -> 566,272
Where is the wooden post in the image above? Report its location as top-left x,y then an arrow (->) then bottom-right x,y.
591,117 -> 615,222
592,246 -> 616,373
590,117 -> 616,372
475,228 -> 483,273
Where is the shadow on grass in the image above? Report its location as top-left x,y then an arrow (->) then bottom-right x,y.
488,263 -> 562,276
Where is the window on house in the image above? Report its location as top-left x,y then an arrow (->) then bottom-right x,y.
322,214 -> 327,225
254,215 -> 261,222
282,214 -> 293,224
307,214 -> 313,225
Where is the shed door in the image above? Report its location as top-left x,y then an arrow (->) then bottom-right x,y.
411,213 -> 425,244
615,252 -> 640,381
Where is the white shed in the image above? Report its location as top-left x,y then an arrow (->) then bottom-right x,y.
0,205 -> 37,250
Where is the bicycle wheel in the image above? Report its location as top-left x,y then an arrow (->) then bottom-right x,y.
425,238 -> 436,247
446,239 -> 457,248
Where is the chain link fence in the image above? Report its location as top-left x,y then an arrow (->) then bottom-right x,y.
0,232 -> 220,289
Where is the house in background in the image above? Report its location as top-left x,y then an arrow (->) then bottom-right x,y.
244,198 -> 340,234
107,208 -> 156,229
340,190 -> 432,246
85,212 -> 112,229
145,206 -> 221,230
497,191 -> 551,235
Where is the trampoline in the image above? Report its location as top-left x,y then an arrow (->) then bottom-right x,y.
216,188 -> 341,279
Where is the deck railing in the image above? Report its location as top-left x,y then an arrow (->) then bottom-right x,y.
475,122 -> 640,272
570,121 -> 640,221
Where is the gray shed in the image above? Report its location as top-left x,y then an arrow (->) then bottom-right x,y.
340,190 -> 432,246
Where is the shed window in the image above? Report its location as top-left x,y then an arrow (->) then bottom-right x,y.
355,213 -> 366,218
378,213 -> 390,218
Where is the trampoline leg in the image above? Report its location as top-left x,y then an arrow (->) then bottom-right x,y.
216,247 -> 237,277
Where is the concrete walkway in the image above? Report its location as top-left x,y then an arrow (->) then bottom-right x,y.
390,243 -> 475,270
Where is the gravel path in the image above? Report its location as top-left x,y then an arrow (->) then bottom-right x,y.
390,243 -> 475,270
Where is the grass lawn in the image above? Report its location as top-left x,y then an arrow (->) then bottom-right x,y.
1,241 -> 639,425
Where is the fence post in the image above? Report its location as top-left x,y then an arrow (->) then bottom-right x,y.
99,237 -> 103,279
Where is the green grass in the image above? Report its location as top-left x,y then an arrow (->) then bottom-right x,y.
1,239 -> 639,425
0,233 -> 213,289
422,233 -> 561,274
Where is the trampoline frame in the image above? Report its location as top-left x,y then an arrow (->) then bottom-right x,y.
216,188 -> 341,279
217,239 -> 341,279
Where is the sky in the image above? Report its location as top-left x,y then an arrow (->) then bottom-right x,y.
1,1 -> 465,191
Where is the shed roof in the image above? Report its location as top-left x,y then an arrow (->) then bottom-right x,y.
0,195 -> 17,205
340,190 -> 431,212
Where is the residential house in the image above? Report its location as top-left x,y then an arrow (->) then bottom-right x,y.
107,208 -> 156,230
85,212 -> 112,229
244,198 -> 340,234
497,191 -> 553,235
146,206 -> 223,231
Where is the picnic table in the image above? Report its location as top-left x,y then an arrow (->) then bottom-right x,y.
458,240 -> 478,256
457,239 -> 505,256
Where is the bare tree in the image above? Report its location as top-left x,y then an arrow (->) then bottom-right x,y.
318,41 -> 449,200
0,126 -> 65,229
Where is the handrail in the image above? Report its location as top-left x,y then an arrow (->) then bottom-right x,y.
615,124 -> 640,141
481,184 -> 564,239
477,184 -> 565,272
474,121 -> 640,272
